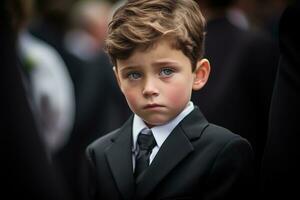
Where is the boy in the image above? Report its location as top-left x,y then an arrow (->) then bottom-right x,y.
86,0 -> 255,199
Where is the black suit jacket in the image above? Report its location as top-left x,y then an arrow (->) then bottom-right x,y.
86,107 -> 255,200
260,2 -> 300,198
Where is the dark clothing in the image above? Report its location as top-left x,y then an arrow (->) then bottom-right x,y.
192,17 -> 279,175
260,2 -> 300,199
86,107 -> 255,200
29,21 -> 131,200
0,2 -> 70,199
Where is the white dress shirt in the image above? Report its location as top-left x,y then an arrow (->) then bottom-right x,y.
132,101 -> 194,171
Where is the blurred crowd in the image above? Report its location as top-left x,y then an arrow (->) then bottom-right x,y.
1,0 -> 298,199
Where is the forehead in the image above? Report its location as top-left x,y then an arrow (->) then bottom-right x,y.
116,37 -> 191,69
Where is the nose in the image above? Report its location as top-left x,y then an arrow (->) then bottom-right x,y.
142,77 -> 159,97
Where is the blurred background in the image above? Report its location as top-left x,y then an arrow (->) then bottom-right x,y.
1,0 -> 296,199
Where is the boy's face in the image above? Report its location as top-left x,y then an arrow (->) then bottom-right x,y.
114,37 -> 210,127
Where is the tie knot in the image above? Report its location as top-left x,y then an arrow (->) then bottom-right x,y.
137,129 -> 156,151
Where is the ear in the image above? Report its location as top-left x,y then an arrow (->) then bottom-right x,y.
192,58 -> 210,91
113,66 -> 122,90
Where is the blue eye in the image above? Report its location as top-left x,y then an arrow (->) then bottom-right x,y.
128,72 -> 141,80
160,68 -> 174,77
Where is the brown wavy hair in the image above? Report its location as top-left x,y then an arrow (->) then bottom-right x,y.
105,0 -> 206,71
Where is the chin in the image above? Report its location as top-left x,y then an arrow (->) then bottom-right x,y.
144,118 -> 169,128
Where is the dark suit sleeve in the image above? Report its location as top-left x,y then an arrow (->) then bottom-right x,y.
203,137 -> 255,200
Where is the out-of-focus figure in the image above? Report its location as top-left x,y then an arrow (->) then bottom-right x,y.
65,0 -> 110,61
19,31 -> 75,156
261,1 -> 300,199
29,1 -> 131,199
193,0 -> 279,192
17,0 -> 75,157
1,0 -> 71,199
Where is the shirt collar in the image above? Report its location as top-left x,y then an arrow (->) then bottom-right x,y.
132,101 -> 194,152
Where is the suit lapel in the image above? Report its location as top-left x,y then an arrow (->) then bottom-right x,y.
135,107 -> 209,199
105,117 -> 135,200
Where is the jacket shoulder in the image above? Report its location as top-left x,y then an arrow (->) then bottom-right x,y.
203,123 -> 252,148
86,128 -> 120,155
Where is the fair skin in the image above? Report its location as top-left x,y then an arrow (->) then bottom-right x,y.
114,37 -> 210,128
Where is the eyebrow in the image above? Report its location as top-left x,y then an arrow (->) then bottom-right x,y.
152,59 -> 180,66
119,65 -> 140,73
119,59 -> 180,72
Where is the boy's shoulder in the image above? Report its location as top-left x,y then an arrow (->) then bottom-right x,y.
87,128 -> 120,150
203,123 -> 249,145
182,112 -> 253,158
181,108 -> 251,147
86,116 -> 133,153
182,107 -> 238,136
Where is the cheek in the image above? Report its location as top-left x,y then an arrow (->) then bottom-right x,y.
165,81 -> 191,105
122,89 -> 140,109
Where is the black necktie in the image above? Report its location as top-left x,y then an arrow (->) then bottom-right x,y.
134,129 -> 156,180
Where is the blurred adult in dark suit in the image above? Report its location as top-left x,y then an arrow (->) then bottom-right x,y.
260,1 -> 300,198
29,1 -> 131,199
0,0 -> 70,199
193,0 -> 279,184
